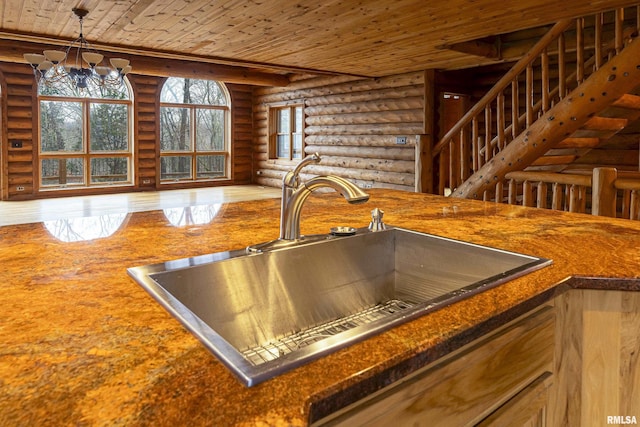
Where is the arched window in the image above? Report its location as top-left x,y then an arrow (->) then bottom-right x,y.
38,80 -> 133,190
159,77 -> 230,183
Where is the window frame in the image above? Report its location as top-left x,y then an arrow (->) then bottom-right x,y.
269,102 -> 305,161
159,78 -> 231,184
37,90 -> 134,191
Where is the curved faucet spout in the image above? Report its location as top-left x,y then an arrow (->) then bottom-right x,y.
247,159 -> 370,252
304,176 -> 370,204
281,175 -> 370,240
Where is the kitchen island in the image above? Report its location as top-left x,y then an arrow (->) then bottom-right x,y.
1,189 -> 639,426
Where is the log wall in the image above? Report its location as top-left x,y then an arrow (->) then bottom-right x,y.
128,74 -> 162,189
1,62 -> 35,200
0,62 -> 253,200
252,72 -> 426,191
228,83 -> 254,183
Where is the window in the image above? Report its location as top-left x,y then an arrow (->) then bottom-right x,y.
270,104 -> 304,160
159,77 -> 230,183
38,80 -> 133,190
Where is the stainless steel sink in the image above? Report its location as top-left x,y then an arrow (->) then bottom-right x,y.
127,227 -> 551,386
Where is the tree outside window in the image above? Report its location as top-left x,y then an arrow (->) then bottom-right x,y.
38,80 -> 132,189
271,105 -> 304,160
159,77 -> 230,183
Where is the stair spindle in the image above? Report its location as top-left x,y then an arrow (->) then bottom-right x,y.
616,8 -> 625,53
576,18 -> 585,84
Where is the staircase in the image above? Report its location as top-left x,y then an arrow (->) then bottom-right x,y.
531,93 -> 640,171
433,6 -> 640,202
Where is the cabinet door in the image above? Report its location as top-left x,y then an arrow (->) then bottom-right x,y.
550,289 -> 640,425
317,305 -> 555,427
476,372 -> 553,427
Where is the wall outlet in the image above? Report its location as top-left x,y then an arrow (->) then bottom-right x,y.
16,186 -> 25,191
396,136 -> 407,145
142,179 -> 151,184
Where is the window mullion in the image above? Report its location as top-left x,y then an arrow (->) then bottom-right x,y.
191,106 -> 197,180
290,106 -> 295,160
84,100 -> 91,186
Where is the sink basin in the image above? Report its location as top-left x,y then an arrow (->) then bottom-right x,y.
127,227 -> 551,386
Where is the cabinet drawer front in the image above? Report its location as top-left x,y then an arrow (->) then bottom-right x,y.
320,306 -> 555,427
477,371 -> 553,427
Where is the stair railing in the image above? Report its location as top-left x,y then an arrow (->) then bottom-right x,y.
501,168 -> 640,220
481,24 -> 639,163
501,170 -> 591,213
432,6 -> 640,196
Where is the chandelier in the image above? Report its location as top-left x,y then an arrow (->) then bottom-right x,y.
23,8 -> 132,91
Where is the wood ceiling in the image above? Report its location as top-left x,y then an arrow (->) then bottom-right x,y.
1,0 -> 640,80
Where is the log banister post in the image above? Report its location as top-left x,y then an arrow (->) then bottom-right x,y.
591,167 -> 618,217
415,134 -> 433,193
631,191 -> 640,220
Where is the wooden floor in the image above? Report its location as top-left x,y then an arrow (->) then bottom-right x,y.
0,185 -> 281,226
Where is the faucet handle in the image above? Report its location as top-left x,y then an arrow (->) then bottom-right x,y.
368,207 -> 386,231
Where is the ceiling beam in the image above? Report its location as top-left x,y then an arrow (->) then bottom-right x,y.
439,39 -> 501,60
0,36 -> 294,87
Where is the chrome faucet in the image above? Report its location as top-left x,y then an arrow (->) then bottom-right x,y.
281,174 -> 370,240
279,152 -> 321,238
280,153 -> 369,240
247,154 -> 370,252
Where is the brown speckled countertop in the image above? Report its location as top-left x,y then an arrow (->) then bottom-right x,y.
2,189 -> 640,426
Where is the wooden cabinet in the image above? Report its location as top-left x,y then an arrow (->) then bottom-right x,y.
476,372 -> 553,427
314,286 -> 640,427
315,305 -> 555,427
550,289 -> 640,426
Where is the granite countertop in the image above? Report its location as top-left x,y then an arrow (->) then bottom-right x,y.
2,189 -> 640,426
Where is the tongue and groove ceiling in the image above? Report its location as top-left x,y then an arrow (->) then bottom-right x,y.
1,0 -> 640,77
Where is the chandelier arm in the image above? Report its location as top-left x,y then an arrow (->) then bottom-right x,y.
23,7 -> 132,93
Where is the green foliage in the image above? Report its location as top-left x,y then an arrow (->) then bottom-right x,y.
38,74 -> 129,100
90,103 -> 128,151
38,77 -> 131,187
40,101 -> 82,152
159,77 -> 229,181
160,77 -> 227,105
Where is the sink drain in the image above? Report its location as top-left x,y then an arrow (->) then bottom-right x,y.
241,299 -> 416,366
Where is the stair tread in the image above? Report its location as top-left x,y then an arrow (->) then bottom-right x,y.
598,106 -> 640,121
611,93 -> 640,110
544,148 -> 592,156
583,116 -> 628,131
570,128 -> 621,140
556,137 -> 600,148
531,155 -> 578,166
525,165 -> 572,173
